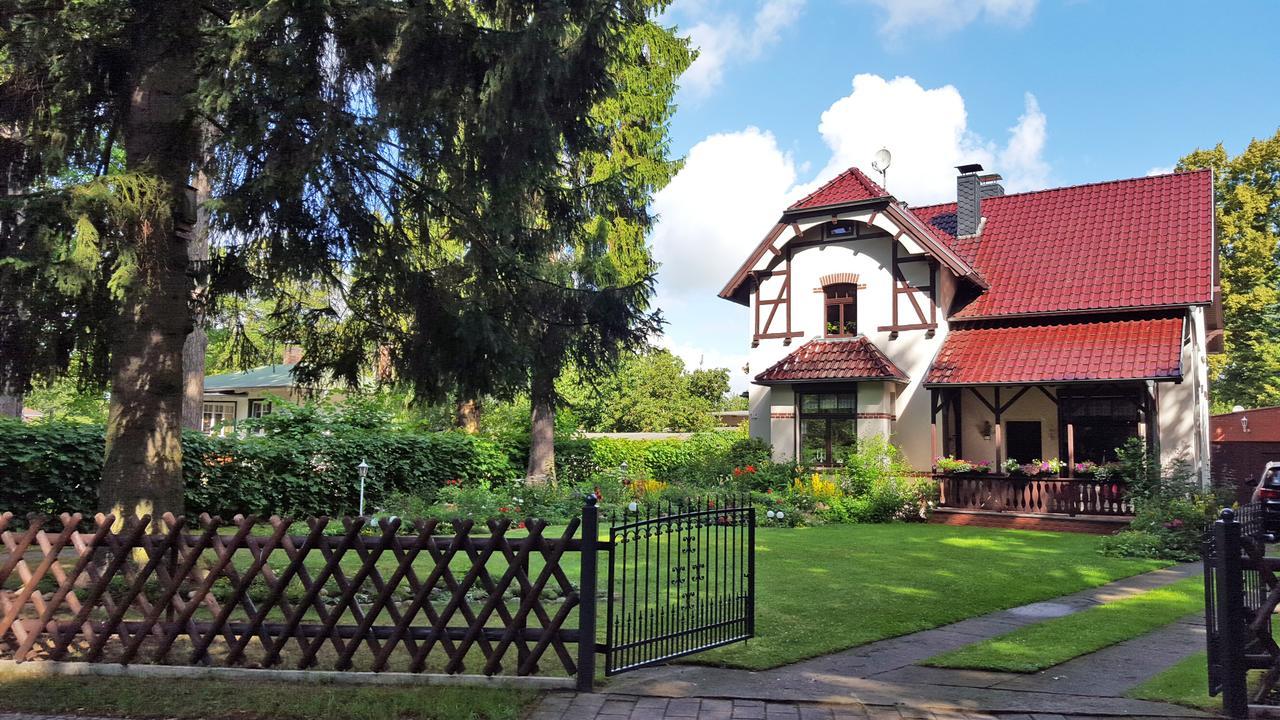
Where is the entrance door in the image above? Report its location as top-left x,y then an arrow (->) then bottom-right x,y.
1006,421 -> 1042,464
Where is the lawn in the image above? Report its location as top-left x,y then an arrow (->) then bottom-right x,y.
685,523 -> 1170,670
0,675 -> 533,720
1127,651 -> 1218,711
921,577 -> 1203,673
0,522 -> 1169,676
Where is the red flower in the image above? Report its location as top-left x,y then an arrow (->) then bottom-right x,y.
766,489 -> 773,494
733,468 -> 742,476
746,465 -> 756,473
708,499 -> 716,509
499,507 -> 509,513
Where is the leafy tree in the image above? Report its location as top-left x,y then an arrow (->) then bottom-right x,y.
559,349 -> 729,433
3,0 -> 692,520
1178,131 -> 1280,408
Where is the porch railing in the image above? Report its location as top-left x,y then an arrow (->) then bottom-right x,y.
934,474 -> 1133,516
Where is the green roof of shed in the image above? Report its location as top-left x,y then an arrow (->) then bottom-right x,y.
204,363 -> 298,390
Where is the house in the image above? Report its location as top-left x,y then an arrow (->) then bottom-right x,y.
719,164 -> 1220,513
200,347 -> 308,432
1211,406 -> 1280,502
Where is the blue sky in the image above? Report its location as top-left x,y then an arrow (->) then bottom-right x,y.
648,0 -> 1280,390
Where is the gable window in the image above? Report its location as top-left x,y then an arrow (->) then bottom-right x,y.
248,399 -> 273,419
201,401 -> 236,433
824,220 -> 859,240
798,389 -> 857,466
824,283 -> 857,337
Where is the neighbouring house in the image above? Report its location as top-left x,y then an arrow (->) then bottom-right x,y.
1211,406 -> 1280,502
720,164 -> 1220,521
200,347 -> 310,432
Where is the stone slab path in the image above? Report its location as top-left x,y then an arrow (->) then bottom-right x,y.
537,562 -> 1211,719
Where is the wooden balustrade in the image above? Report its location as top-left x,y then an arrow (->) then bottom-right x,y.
934,474 -> 1133,516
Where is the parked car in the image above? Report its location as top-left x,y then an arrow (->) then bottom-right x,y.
1248,462 -> 1280,534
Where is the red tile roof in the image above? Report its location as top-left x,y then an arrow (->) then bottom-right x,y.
923,316 -> 1185,386
909,170 -> 1214,319
755,336 -> 908,385
788,167 -> 889,211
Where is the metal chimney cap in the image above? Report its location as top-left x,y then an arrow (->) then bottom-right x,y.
956,163 -> 985,174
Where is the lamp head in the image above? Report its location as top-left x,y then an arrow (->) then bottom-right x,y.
357,459 -> 370,478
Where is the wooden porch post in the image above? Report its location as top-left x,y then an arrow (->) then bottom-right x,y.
993,386 -> 1003,470
1066,423 -> 1075,470
953,389 -> 963,458
930,389 -> 939,462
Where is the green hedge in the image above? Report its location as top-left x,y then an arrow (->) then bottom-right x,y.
0,420 -> 760,518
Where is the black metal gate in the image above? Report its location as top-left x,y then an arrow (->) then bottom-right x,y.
604,496 -> 755,675
1204,504 -> 1276,719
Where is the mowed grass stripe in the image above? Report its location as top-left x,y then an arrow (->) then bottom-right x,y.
922,576 -> 1203,673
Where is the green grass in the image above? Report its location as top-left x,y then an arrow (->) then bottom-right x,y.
0,675 -> 533,720
2,523 -> 1170,675
921,577 -> 1203,673
1127,651 -> 1218,711
683,523 -> 1170,670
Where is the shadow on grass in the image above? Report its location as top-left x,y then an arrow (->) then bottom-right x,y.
0,674 -> 535,720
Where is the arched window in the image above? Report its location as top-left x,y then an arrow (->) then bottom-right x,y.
824,283 -> 857,337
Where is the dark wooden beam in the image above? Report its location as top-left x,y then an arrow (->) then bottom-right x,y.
998,385 -> 1033,415
968,387 -> 996,416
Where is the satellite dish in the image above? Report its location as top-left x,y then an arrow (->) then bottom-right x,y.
872,147 -> 892,171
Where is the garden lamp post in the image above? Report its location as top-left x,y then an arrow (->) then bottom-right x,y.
357,459 -> 370,517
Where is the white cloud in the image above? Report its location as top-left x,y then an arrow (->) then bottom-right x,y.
1147,165 -> 1176,176
651,74 -> 1052,374
809,74 -> 1049,205
679,0 -> 806,96
650,127 -> 798,301
863,0 -> 1037,36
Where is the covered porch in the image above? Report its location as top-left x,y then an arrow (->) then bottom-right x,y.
922,315 -> 1190,519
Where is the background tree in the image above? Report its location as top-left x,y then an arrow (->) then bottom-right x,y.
1178,131 -> 1280,409
4,0 -> 689,520
560,349 -> 731,433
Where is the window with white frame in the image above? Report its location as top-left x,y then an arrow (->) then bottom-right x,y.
201,401 -> 237,433
248,399 -> 273,419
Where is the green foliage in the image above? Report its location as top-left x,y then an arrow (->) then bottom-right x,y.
1177,132 -> 1280,408
0,419 -> 101,515
1099,438 -> 1221,562
558,348 -> 732,432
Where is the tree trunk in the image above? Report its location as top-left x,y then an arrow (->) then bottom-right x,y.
0,392 -> 20,419
526,364 -> 557,484
180,162 -> 211,431
456,397 -> 481,433
99,4 -> 200,527
0,131 -> 30,420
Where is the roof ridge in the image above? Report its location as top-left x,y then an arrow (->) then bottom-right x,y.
910,168 -> 1211,213
787,166 -> 889,210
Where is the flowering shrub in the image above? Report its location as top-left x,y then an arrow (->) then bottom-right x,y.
791,473 -> 842,503
1098,439 -> 1224,561
1005,458 -> 1063,477
934,456 -> 992,474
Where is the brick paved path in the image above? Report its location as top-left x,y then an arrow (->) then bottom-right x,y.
527,693 -> 1194,720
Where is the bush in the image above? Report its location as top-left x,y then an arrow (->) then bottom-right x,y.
1098,438 -> 1220,562
0,418 -> 523,518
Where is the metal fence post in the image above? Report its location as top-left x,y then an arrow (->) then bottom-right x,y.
577,493 -> 599,692
1215,508 -> 1249,719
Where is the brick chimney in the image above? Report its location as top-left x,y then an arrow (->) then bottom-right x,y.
955,164 -> 1004,237
281,345 -> 303,365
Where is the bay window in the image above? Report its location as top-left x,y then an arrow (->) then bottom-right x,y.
798,388 -> 857,466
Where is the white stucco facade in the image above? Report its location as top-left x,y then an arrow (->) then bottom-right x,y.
736,206 -> 1212,484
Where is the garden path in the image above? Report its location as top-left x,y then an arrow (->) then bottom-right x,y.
537,562 -> 1210,719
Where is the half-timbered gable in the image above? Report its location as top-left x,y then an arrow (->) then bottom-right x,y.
719,164 -> 1219,491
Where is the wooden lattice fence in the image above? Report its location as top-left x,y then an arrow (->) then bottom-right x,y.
0,509 -> 596,683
